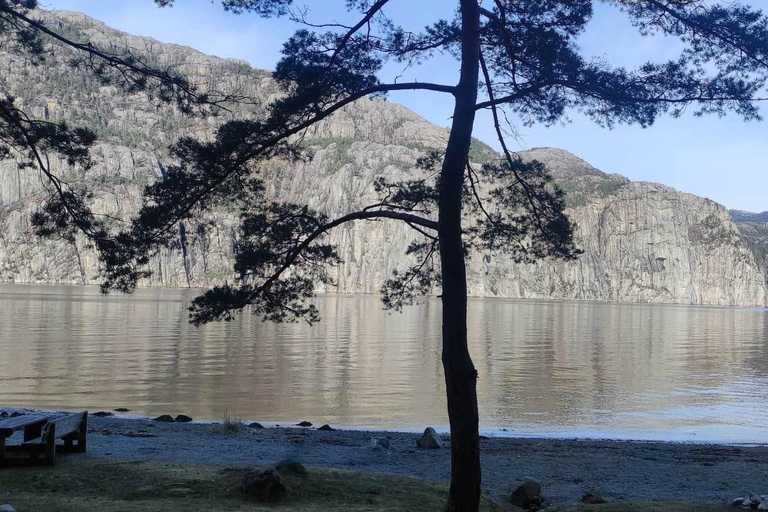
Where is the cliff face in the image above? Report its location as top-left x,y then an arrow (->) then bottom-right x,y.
472,150 -> 765,306
0,10 -> 765,306
730,210 -> 768,286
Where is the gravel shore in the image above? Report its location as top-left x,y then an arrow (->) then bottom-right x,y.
4,412 -> 765,505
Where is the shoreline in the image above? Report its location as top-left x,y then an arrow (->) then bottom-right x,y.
3,408 -> 767,505
4,405 -> 768,447
2,281 -> 766,310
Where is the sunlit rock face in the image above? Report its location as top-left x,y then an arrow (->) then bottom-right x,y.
0,10 -> 764,306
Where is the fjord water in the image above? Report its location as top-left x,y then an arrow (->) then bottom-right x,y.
1,284 -> 766,442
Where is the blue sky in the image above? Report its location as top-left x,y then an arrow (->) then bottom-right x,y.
43,0 -> 768,212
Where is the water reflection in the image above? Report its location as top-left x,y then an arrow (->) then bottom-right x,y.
0,284 -> 766,442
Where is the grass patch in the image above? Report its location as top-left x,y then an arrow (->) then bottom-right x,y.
0,458 -> 505,511
212,410 -> 246,433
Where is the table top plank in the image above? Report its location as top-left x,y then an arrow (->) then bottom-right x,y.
0,415 -> 51,436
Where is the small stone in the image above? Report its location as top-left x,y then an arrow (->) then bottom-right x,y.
241,468 -> 287,502
274,460 -> 308,477
510,479 -> 542,509
175,414 -> 193,423
757,503 -> 768,511
10,412 -> 23,418
152,415 -> 175,423
0,411 -> 7,418
582,493 -> 607,504
369,437 -> 390,452
733,498 -> 746,507
114,408 -> 130,412
92,411 -> 113,417
0,505 -> 17,512
100,428 -> 113,435
318,424 -> 335,431
297,421 -> 312,427
416,427 -> 443,449
248,422 -> 264,429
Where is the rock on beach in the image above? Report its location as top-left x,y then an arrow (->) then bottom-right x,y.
510,478 -> 543,509
370,437 -> 390,452
416,427 -> 443,449
241,468 -> 287,502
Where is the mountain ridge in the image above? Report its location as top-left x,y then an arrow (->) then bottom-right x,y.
0,9 -> 765,306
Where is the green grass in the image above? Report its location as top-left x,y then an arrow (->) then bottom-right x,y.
0,459 -> 505,511
212,410 -> 246,433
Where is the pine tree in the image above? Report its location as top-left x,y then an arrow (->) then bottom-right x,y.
3,2 -> 768,510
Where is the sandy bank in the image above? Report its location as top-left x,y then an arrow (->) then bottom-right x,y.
3,412 -> 765,505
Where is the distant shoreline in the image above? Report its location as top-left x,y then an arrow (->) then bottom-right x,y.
2,409 -> 767,504
1,281 -> 766,310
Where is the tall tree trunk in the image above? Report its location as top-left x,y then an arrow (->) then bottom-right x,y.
440,1 -> 481,511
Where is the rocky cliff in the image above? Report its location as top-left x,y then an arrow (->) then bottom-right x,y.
730,210 -> 768,286
0,10 -> 765,306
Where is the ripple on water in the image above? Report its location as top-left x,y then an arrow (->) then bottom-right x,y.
0,284 -> 767,442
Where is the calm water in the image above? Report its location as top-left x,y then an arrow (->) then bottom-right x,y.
1,284 -> 767,443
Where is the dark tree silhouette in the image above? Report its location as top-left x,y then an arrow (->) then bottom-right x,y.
4,1 -> 768,510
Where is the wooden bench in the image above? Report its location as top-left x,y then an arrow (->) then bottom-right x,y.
0,414 -> 50,467
23,411 -> 88,465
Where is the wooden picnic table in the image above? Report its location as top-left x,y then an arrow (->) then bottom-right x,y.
0,415 -> 51,466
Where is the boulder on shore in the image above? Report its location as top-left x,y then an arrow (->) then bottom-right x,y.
369,437 -> 390,452
416,427 -> 443,449
318,424 -> 335,431
582,493 -> 607,504
175,414 -> 193,423
739,494 -> 768,510
241,468 -> 287,502
510,478 -> 542,509
152,415 -> 175,423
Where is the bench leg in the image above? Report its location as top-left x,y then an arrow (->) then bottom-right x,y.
45,434 -> 55,466
77,432 -> 87,453
78,414 -> 88,453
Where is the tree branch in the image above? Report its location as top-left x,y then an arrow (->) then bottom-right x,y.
328,0 -> 391,69
1,5 -> 237,109
255,209 -> 437,297
141,80 -> 455,243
